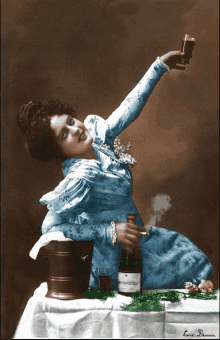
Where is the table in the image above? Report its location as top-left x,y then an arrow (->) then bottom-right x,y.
13,283 -> 219,339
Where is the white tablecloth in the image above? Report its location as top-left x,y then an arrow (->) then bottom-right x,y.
13,283 -> 219,339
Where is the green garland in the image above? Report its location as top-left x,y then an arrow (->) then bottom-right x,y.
121,289 -> 218,312
83,287 -> 218,311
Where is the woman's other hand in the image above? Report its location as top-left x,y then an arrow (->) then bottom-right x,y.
115,222 -> 146,250
160,51 -> 191,70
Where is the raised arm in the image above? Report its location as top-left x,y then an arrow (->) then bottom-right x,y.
105,51 -> 188,141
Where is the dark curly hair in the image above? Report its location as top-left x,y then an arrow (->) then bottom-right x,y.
17,99 -> 77,161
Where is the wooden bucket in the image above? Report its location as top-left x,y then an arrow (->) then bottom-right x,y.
43,240 -> 94,300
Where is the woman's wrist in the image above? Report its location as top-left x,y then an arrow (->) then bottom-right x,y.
157,56 -> 170,72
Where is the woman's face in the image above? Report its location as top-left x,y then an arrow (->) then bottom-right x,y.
50,114 -> 93,159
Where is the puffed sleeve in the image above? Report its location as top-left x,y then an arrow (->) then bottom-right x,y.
104,57 -> 169,142
39,177 -> 113,246
39,177 -> 91,233
39,177 -> 91,214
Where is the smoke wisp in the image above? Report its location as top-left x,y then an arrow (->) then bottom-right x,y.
146,194 -> 172,230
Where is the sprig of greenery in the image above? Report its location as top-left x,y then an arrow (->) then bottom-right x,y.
160,290 -> 181,302
121,291 -> 165,312
83,286 -> 116,300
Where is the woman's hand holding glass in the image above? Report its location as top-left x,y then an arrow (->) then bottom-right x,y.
160,50 -> 192,70
115,222 -> 147,250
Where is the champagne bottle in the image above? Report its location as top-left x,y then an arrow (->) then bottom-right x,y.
118,214 -> 142,296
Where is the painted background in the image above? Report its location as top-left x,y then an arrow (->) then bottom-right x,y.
2,0 -> 219,338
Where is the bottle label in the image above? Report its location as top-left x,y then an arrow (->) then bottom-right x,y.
118,272 -> 141,293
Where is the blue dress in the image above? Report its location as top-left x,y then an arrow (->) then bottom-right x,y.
39,58 -> 213,290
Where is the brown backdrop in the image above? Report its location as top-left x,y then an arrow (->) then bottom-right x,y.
2,0 -> 219,338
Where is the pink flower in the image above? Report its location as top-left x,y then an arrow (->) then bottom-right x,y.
185,280 -> 214,294
198,280 -> 214,294
184,282 -> 199,293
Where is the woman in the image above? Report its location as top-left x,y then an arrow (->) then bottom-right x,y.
17,51 -> 213,290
